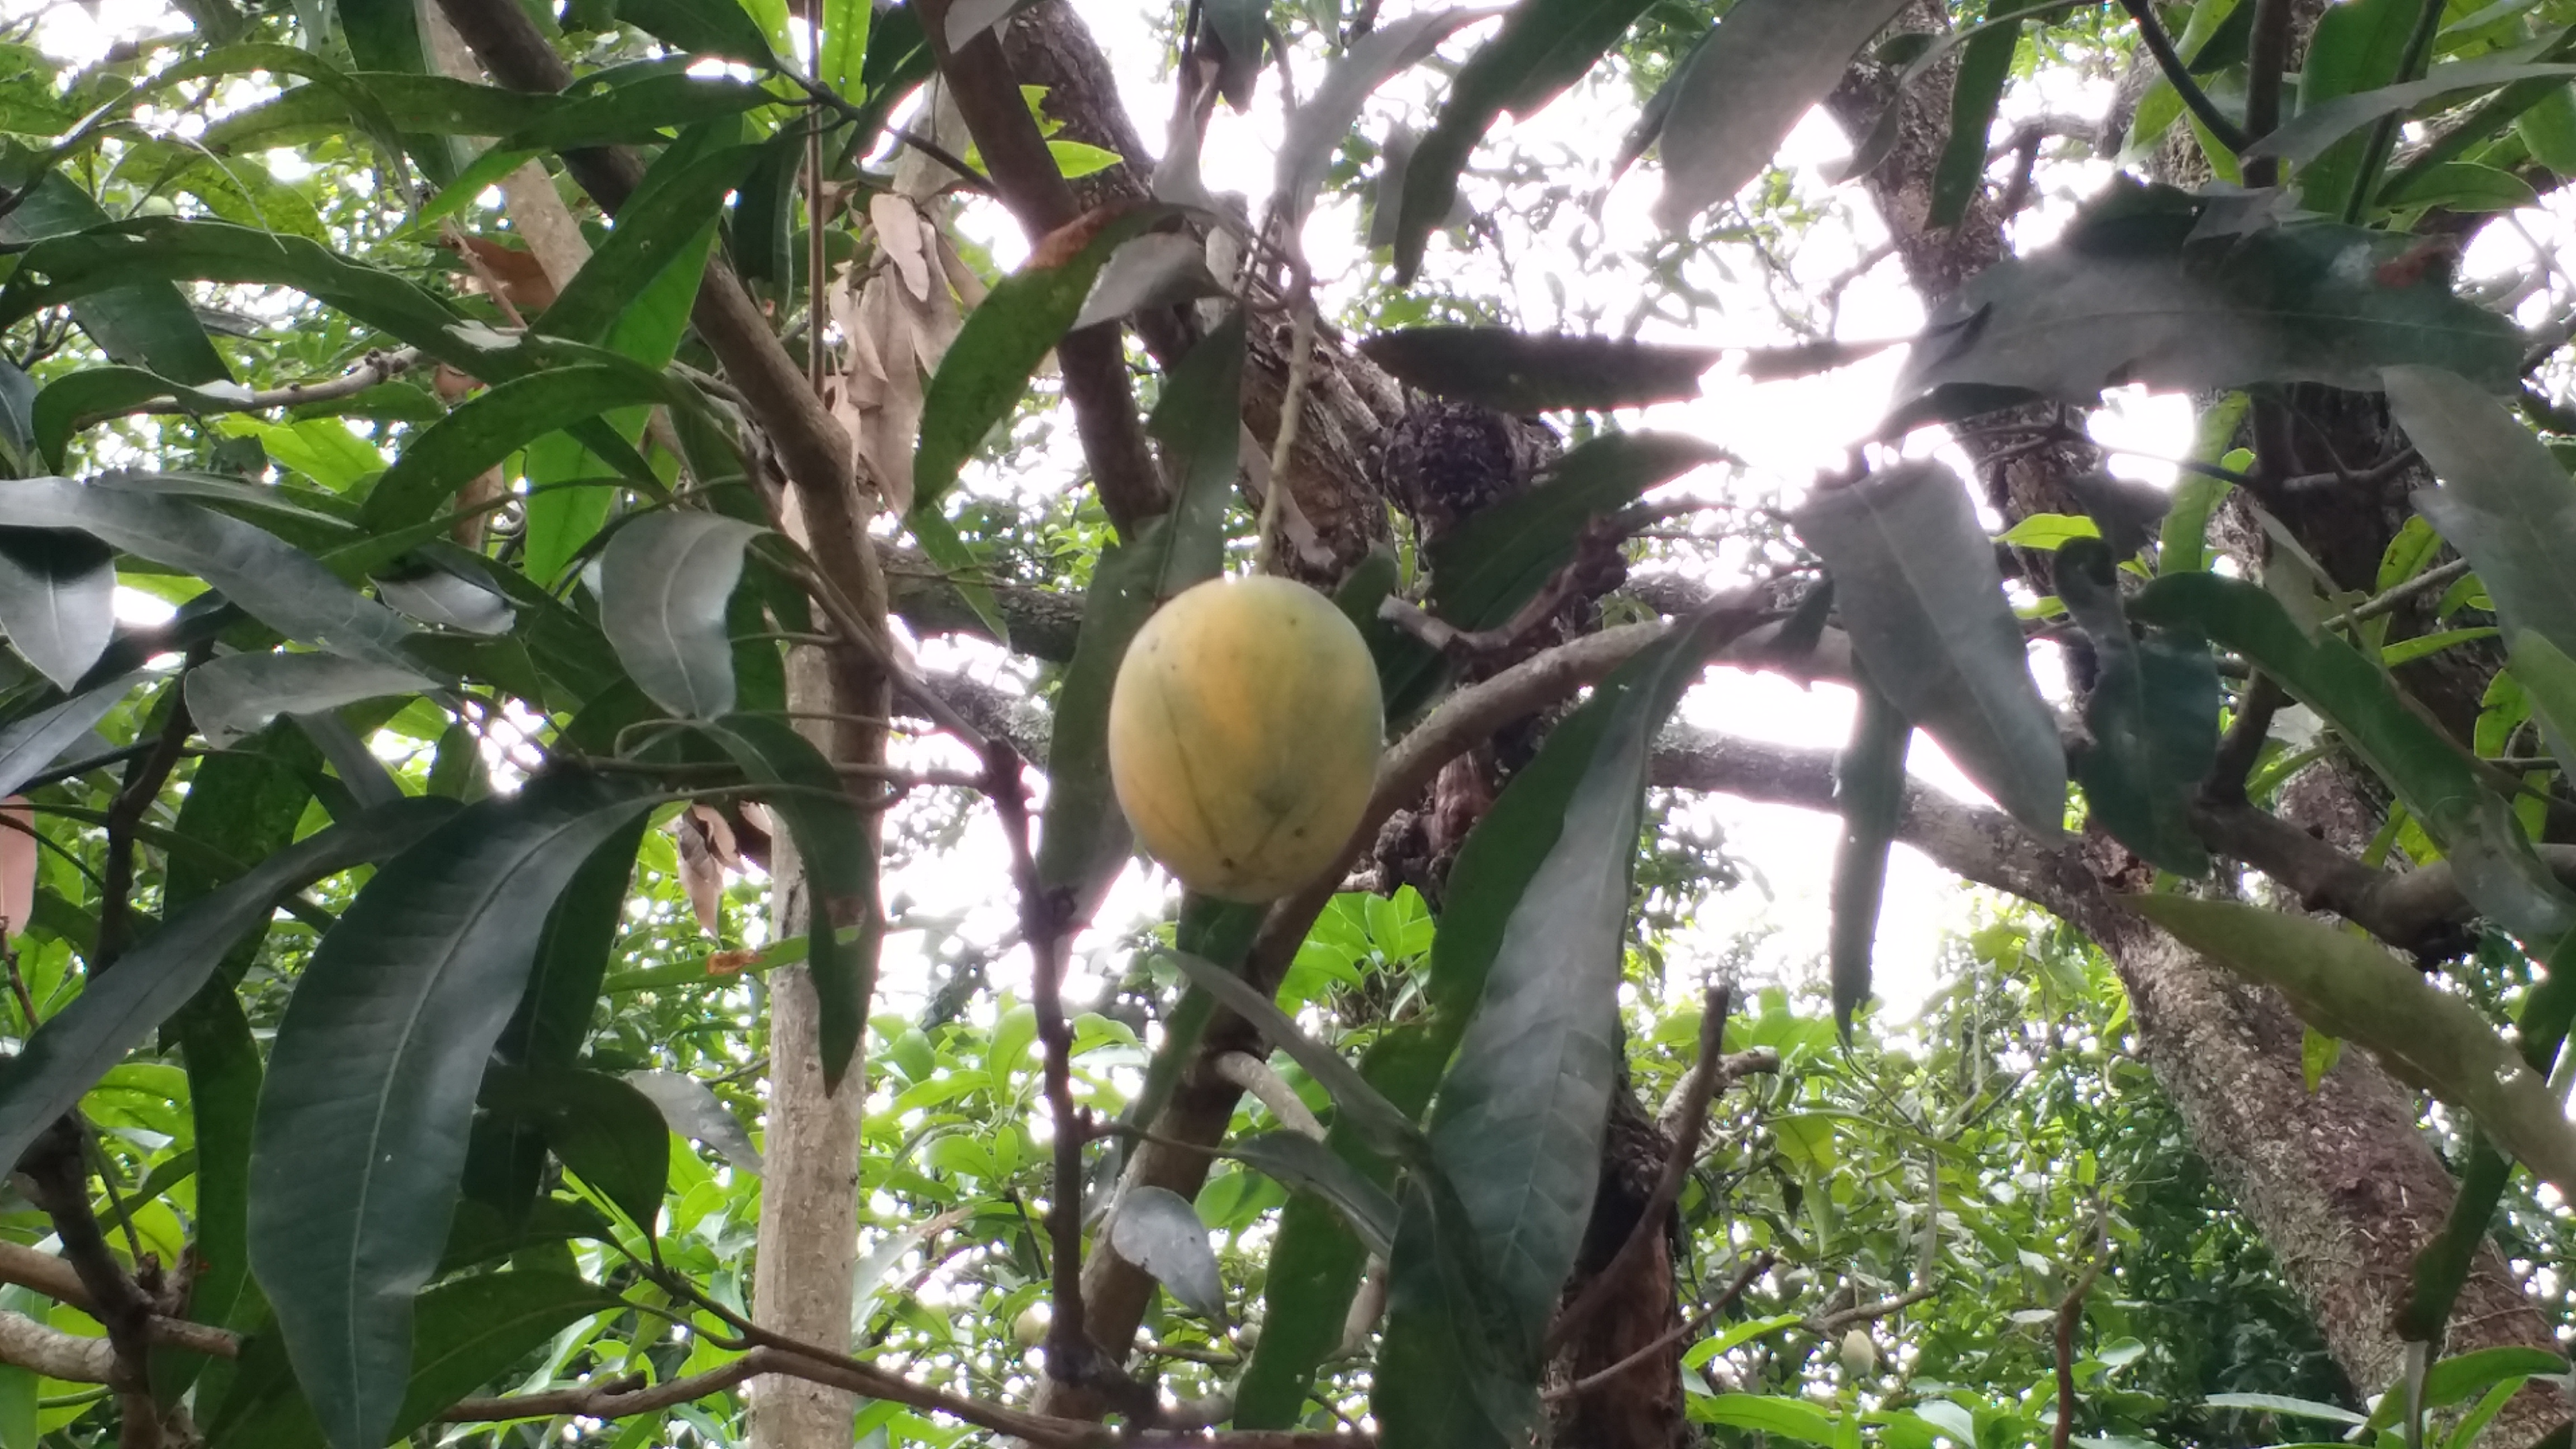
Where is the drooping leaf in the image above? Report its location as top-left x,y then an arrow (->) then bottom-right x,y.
1072,233 -> 1226,331
0,795 -> 458,1178
31,366 -> 273,473
1227,1130 -> 1400,1257
246,772 -> 650,1449
2246,59 -> 2576,168
2281,0 -> 2416,211
186,651 -> 441,748
360,366 -> 673,533
373,562 -> 514,636
499,817 -> 646,1072
614,0 -> 779,64
595,513 -> 766,719
1108,1185 -> 1228,1321
1162,948 -> 1425,1157
476,1065 -> 671,1233
1829,670 -> 1909,1038
0,529 -> 113,690
913,206 -> 1160,515
1395,0 -> 1669,278
1893,183 -> 2522,418
1647,0 -> 1912,231
697,713 -> 878,1091
1274,8 -> 1498,226
1927,1 -> 2026,228
623,1069 -> 764,1173
0,670 -> 150,798
1793,461 -> 2067,834
2130,571 -> 2576,948
539,139 -> 763,345
0,172 -> 230,385
2058,539 -> 2219,875
1032,319 -> 1245,920
202,71 -> 560,152
1357,329 -> 1720,413
0,476 -> 418,671
2127,894 -> 2576,1195
2385,366 -> 2576,668
389,1272 -> 617,1435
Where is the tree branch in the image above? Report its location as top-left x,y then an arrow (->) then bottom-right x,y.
2110,0 -> 2251,155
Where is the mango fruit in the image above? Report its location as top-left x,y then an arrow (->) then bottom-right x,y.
1106,575 -> 1384,902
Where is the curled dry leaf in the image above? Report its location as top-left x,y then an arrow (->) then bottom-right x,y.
834,192 -> 967,517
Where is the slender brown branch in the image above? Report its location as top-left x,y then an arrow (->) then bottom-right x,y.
1550,984 -> 1734,1352
2110,0 -> 2251,155
2239,0 -> 2294,187
1545,1252 -> 1774,1401
96,657 -> 203,970
119,348 -> 420,418
17,1121 -> 160,1447
2052,1221 -> 2112,1449
1805,1284 -> 1938,1333
443,1356 -> 761,1421
2203,673 -> 2284,807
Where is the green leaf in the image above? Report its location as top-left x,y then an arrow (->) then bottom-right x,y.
2059,539 -> 2219,875
1893,183 -> 2522,415
1031,319 -> 1245,916
0,477 -> 417,671
2133,571 -> 2576,947
206,72 -> 558,152
0,528 -> 113,689
0,172 -> 229,385
1696,1394 -> 1846,1445
1376,613 -> 1735,1445
1226,1130 -> 1400,1257
1645,0 -> 1912,232
1793,460 -> 2067,835
32,366 -> 264,472
619,0 -> 780,64
0,669 -> 150,797
913,206 -> 1159,515
2386,366 -> 2576,666
696,713 -> 878,1091
0,795 -> 458,1182
2382,161 -> 2537,212
1928,1 -> 2023,229
820,0 -> 872,94
540,139 -> 762,345
1395,0 -> 1671,277
595,513 -> 765,719
247,772 -> 650,1449
2302,1025 -> 2342,1092
477,1065 -> 672,1233
1830,671 -> 1909,1038
1164,947 -> 1425,1158
2293,0 -> 2421,212
1275,9 -> 1493,225
360,365 -> 674,534
2364,1346 -> 2571,1431
2248,58 -> 2576,168
391,1272 -> 617,1433
1995,512 -> 2100,551
186,652 -> 441,749
1356,329 -> 1720,413
2160,394 -> 2247,575
1108,1186 -> 1227,1321
2128,894 -> 2576,1194
500,817 -> 646,1071
624,1069 -> 763,1173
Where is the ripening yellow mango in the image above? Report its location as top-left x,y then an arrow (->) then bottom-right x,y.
1106,575 -> 1384,903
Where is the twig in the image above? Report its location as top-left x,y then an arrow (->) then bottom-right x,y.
2202,672 -> 2284,807
782,553 -> 992,754
1805,1284 -> 1937,1333
96,657 -> 203,970
1545,1252 -> 1773,1401
2110,0 -> 2252,155
18,1121 -> 160,1447
2240,0 -> 2294,188
1551,984 -> 1733,1352
442,1357 -> 758,1420
1211,1052 -> 1325,1140
1252,289 -> 1318,576
2322,558 -> 2474,631
116,348 -> 421,419
2052,1220 -> 2113,1449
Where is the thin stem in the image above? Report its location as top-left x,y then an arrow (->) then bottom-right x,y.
2240,0 -> 2294,187
2323,557 -> 2475,631
2111,0 -> 2252,155
1252,290 -> 1318,576
96,657 -> 203,971
1544,1252 -> 1774,1401
2052,1219 -> 2112,1449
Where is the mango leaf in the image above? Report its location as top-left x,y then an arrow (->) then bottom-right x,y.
1357,329 -> 1720,413
415,77 -> 776,231
390,1273 -> 617,1434
2126,894 -> 2576,1195
1375,611 -> 1735,1446
476,1065 -> 671,1234
0,795 -> 458,1181
2130,571 -> 2576,948
1109,1186 -> 1228,1322
1928,0 -> 2031,228
2385,366 -> 2576,665
621,0 -> 780,63
623,1069 -> 764,1173
1032,319 -> 1244,918
1647,0 -> 1912,231
1793,460 -> 2067,834
2293,0 -> 2418,212
914,207 -> 1160,514
0,476 -> 418,671
499,817 -> 647,1072
2057,539 -> 2219,875
246,772 -> 650,1449
2246,59 -> 2576,167
186,652 -> 441,748
1829,671 -> 1909,1038
0,528 -> 113,689
696,713 -> 877,1091
1394,0 -> 1665,279
0,670 -> 150,797
360,366 -> 672,533
203,72 -> 558,151
0,172 -> 230,385
1893,183 -> 2522,419
1072,233 -> 1226,330
31,366 -> 269,472
1275,9 -> 1498,226
2367,1346 -> 2571,1432
539,139 -> 763,345
1699,1395 -> 1845,1445
1226,1130 -> 1399,1258
595,513 -> 765,719
2513,632 -> 2576,784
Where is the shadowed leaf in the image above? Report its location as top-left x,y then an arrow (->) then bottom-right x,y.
1357,329 -> 1720,413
